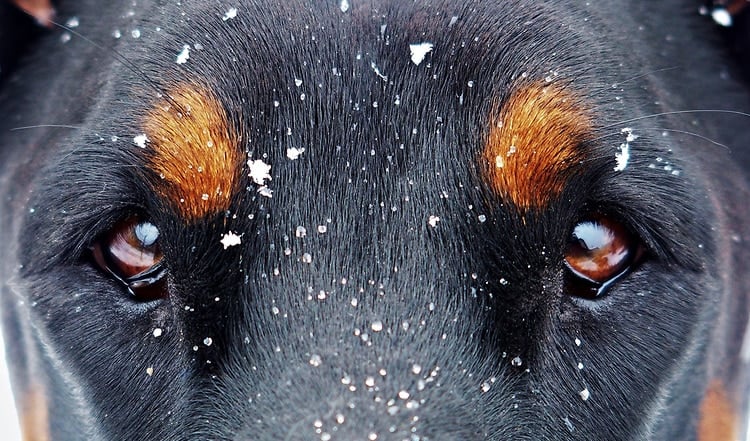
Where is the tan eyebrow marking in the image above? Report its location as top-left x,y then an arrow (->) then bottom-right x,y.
482,82 -> 592,210
142,83 -> 243,220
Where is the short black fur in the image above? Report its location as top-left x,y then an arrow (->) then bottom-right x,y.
1,1 -> 750,440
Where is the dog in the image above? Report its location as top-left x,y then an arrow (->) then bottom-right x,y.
1,0 -> 750,439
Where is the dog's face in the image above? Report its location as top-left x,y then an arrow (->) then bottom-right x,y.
1,1 -> 750,440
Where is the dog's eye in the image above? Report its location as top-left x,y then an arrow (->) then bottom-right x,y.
91,216 -> 167,301
563,216 -> 639,299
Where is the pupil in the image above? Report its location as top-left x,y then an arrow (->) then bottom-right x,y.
134,222 -> 159,247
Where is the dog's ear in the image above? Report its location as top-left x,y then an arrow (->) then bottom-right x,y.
0,0 -> 55,85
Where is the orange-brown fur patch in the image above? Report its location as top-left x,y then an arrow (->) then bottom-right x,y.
143,83 -> 243,221
483,83 -> 592,209
20,384 -> 49,441
12,0 -> 55,27
698,380 -> 737,441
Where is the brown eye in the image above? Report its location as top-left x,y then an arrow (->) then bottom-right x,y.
91,216 -> 166,301
563,216 -> 639,299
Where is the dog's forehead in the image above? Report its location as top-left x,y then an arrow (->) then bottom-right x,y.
4,1 -> 749,439
127,1 -> 599,221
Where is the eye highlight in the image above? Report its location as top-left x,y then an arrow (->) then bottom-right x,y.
91,216 -> 167,301
563,216 -> 641,299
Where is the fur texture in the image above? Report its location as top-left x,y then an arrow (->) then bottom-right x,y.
1,1 -> 750,440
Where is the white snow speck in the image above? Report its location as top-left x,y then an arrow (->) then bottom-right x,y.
579,388 -> 590,401
712,8 -> 733,27
220,231 -> 242,249
65,17 -> 79,28
222,7 -> 238,21
614,127 -> 637,172
286,147 -> 305,160
371,320 -> 383,332
309,354 -> 322,367
614,144 -> 629,171
564,417 -> 575,432
146,367 -> 154,376
371,61 -> 388,82
409,42 -> 434,66
339,0 -> 350,13
257,186 -> 273,198
203,337 -> 213,346
247,159 -> 272,185
623,127 -> 637,143
176,45 -> 191,64
133,134 -> 149,148
428,215 -> 440,228
152,328 -> 162,338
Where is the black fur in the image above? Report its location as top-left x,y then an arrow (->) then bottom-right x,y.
1,1 -> 750,440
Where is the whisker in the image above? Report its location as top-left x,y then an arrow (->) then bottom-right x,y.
48,20 -> 181,110
10,124 -> 122,141
9,124 -> 148,166
11,124 -> 83,131
641,127 -> 731,150
611,66 -> 682,87
590,127 -> 730,150
603,109 -> 750,129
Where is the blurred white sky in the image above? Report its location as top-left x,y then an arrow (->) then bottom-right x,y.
0,332 -> 22,441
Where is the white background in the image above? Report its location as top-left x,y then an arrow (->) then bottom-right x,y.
0,333 -> 22,440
